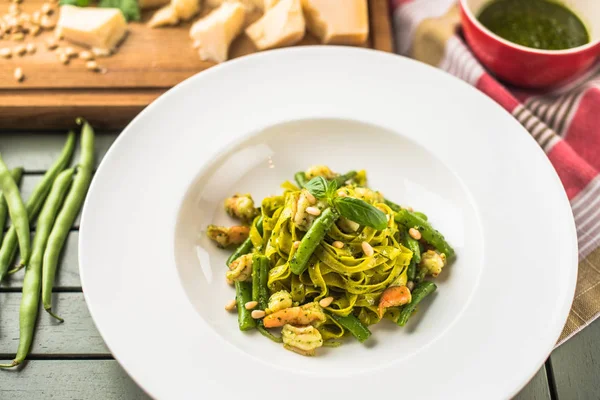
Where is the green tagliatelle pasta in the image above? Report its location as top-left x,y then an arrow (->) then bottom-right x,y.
209,165 -> 454,356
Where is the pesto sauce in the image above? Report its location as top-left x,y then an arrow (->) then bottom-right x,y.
478,0 -> 589,50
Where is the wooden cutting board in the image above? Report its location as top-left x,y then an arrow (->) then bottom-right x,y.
0,0 -> 394,130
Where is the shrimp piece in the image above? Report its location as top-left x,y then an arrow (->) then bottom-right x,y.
420,250 -> 447,277
354,187 -> 384,204
282,324 -> 323,356
224,194 -> 259,221
266,290 -> 293,314
206,225 -> 250,248
378,285 -> 412,318
263,302 -> 326,328
305,165 -> 337,180
225,253 -> 253,282
293,189 -> 326,231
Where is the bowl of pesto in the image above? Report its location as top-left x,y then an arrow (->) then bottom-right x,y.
460,0 -> 600,88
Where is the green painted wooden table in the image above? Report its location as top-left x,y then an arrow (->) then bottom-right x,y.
0,132 -> 597,399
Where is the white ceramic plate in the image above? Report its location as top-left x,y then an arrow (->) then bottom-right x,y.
79,47 -> 577,400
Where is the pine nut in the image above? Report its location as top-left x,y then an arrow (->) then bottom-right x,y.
332,241 -> 344,249
85,60 -> 99,71
406,281 -> 415,291
13,67 -> 24,82
224,299 -> 237,311
226,277 -> 234,286
244,301 -> 258,310
12,32 -> 24,41
79,50 -> 93,60
251,310 -> 265,319
40,15 -> 54,29
0,48 -> 12,58
9,3 -> 20,15
41,3 -> 53,15
319,296 -> 334,308
304,191 -> 316,205
30,25 -> 40,36
64,46 -> 77,58
293,240 -> 300,249
32,11 -> 41,24
403,206 -> 414,212
305,206 -> 321,216
92,47 -> 111,57
408,228 -> 421,240
13,45 -> 25,56
46,37 -> 57,49
25,42 -> 35,54
362,241 -> 374,257
336,190 -> 347,197
58,52 -> 69,64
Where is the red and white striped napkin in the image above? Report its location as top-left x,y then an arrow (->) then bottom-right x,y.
391,0 -> 600,345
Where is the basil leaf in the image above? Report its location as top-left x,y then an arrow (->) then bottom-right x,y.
333,197 -> 387,230
99,0 -> 140,21
326,179 -> 338,199
304,177 -> 329,199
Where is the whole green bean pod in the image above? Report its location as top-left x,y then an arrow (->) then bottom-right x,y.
0,168 -> 24,244
294,172 -> 308,188
226,217 -> 263,266
235,281 -> 256,331
332,171 -> 357,187
397,281 -> 437,327
251,254 -> 269,310
290,207 -> 339,275
0,132 -> 75,280
42,120 -> 94,317
0,168 -> 74,368
394,209 -> 455,259
328,312 -> 372,343
0,156 -> 30,267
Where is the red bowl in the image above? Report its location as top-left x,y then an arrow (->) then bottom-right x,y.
459,0 -> 600,88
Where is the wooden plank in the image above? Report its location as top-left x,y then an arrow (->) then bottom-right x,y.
513,366 -> 551,400
549,318 -> 600,399
0,1 -> 393,130
0,293 -> 109,355
1,232 -> 79,290
0,132 -> 118,171
0,360 -> 149,400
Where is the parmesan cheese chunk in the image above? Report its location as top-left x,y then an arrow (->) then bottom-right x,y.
245,0 -> 304,50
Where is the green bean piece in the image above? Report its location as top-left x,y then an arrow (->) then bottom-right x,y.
41,121 -> 94,319
384,198 -> 401,212
290,207 -> 339,275
415,266 -> 428,283
251,254 -> 269,310
226,216 -> 262,266
402,231 -> 422,265
294,172 -> 308,188
235,281 -> 256,331
0,168 -> 24,245
413,211 -> 428,221
328,312 -> 372,343
0,169 -> 75,368
0,156 -> 30,268
394,209 -> 455,259
0,131 -> 75,281
397,281 -> 437,327
407,259 -> 417,281
332,171 -> 357,187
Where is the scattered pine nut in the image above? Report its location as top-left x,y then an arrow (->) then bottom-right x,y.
25,42 -> 35,54
406,281 -> 415,291
45,37 -> 58,49
64,46 -> 77,58
13,45 -> 25,56
305,206 -> 321,216
0,48 -> 12,58
304,191 -> 316,205
85,60 -> 100,72
362,241 -> 374,257
58,52 -> 69,64
30,25 -> 40,36
336,190 -> 347,197
293,240 -> 300,249
32,11 -> 41,24
8,3 -> 20,15
408,228 -> 422,240
92,47 -> 111,57
244,301 -> 258,310
319,296 -> 334,308
332,241 -> 344,249
403,206 -> 414,212
12,32 -> 24,41
79,50 -> 93,60
13,67 -> 24,82
251,310 -> 266,319
224,299 -> 237,312
41,3 -> 53,15
40,15 -> 55,29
